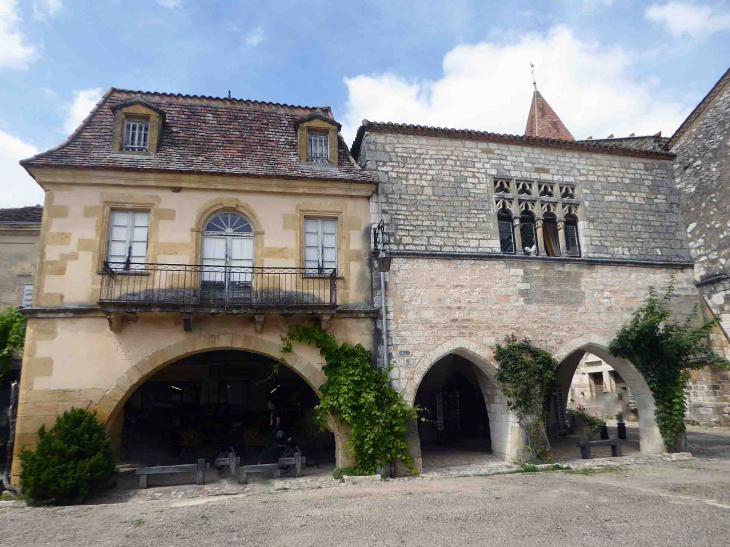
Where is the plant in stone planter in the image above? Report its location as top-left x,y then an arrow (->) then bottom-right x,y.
567,409 -> 604,440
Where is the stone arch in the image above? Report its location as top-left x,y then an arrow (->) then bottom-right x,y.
404,338 -> 519,462
554,334 -> 664,454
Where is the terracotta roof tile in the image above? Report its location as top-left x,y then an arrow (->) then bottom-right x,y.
21,88 -> 377,184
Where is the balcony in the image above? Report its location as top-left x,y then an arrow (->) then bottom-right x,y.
99,263 -> 337,326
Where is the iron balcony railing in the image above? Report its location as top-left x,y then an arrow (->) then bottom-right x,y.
99,262 -> 337,309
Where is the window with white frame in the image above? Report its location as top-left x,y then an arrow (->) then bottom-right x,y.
107,210 -> 149,270
123,119 -> 150,152
22,284 -> 33,308
304,218 -> 337,275
307,131 -> 329,163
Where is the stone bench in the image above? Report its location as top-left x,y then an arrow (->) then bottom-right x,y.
136,458 -> 209,488
577,438 -> 622,459
239,453 -> 305,484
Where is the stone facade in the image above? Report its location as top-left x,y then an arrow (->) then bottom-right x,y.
669,68 -> 730,424
0,214 -> 41,309
358,127 -> 702,462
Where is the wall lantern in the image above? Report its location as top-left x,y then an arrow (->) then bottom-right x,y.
372,220 -> 392,272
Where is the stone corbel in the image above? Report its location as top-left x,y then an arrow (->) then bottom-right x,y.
182,312 -> 193,332
254,315 -> 265,333
320,314 -> 332,332
106,312 -> 138,332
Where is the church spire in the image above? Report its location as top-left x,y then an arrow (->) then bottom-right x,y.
524,64 -> 574,141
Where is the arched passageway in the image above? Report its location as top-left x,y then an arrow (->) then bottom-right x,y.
415,354 -> 493,468
549,338 -> 664,458
114,349 -> 334,469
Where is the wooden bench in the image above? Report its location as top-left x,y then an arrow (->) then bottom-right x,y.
239,452 -> 305,484
136,458 -> 209,488
577,438 -> 622,459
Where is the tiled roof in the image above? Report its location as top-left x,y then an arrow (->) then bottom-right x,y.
524,90 -> 575,141
21,88 -> 378,184
0,205 -> 43,224
577,134 -> 669,151
351,120 -> 675,160
665,67 -> 730,150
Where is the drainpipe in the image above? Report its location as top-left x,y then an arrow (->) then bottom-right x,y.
376,189 -> 388,369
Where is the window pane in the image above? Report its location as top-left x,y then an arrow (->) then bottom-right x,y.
498,220 -> 514,254
133,212 -> 149,227
565,225 -> 580,257
304,219 -> 318,233
520,222 -> 537,254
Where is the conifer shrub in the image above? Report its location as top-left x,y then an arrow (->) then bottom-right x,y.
19,408 -> 115,505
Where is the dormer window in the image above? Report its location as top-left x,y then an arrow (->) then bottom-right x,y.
307,131 -> 329,163
123,119 -> 149,152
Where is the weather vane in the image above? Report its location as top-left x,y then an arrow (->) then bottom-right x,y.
530,61 -> 537,92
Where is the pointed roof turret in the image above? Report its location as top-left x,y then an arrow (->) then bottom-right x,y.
524,90 -> 575,141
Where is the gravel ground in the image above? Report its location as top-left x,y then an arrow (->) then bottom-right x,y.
2,426 -> 728,546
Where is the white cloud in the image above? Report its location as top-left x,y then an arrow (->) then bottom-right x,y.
0,0 -> 40,70
32,0 -> 62,21
157,0 -> 183,8
341,25 -> 689,144
646,2 -> 730,37
64,88 -> 104,135
0,130 -> 44,208
245,25 -> 264,46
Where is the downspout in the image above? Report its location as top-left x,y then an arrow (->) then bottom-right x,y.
376,188 -> 388,369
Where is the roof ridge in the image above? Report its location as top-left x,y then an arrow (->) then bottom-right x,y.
665,66 -> 730,150
111,87 -> 332,113
351,120 -> 675,160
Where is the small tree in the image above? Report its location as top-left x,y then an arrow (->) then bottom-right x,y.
0,307 -> 26,384
609,279 -> 729,452
494,336 -> 560,462
20,408 -> 116,505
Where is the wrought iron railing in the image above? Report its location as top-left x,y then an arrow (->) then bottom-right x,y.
99,262 -> 336,309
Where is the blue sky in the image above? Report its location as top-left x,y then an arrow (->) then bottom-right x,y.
1,0 -> 729,207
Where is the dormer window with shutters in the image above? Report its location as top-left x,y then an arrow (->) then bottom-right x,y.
296,110 -> 341,168
111,98 -> 165,156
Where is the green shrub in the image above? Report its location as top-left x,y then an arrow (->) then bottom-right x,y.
20,408 -> 116,505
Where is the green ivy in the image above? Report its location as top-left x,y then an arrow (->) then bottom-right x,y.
280,324 -> 418,475
609,279 -> 729,452
0,307 -> 26,384
494,335 -> 561,462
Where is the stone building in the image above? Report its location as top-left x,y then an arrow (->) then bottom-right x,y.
352,91 -> 702,467
0,206 -> 42,309
665,66 -> 730,425
10,88 -> 379,483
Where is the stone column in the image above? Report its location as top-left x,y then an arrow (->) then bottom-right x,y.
512,217 -> 522,254
557,217 -> 567,255
535,217 -> 546,256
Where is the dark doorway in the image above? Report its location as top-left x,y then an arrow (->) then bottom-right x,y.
415,354 -> 493,468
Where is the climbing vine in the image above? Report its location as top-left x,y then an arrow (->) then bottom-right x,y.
609,279 -> 729,452
494,335 -> 561,462
0,307 -> 26,384
280,324 -> 418,475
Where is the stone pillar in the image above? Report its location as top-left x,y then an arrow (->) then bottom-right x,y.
404,417 -> 423,474
535,217 -> 546,256
328,415 -> 356,468
557,218 -> 567,255
512,217 -> 522,254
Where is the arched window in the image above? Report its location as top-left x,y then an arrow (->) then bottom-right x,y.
542,211 -> 560,257
564,213 -> 581,257
520,210 -> 538,255
497,207 -> 515,254
201,212 -> 254,287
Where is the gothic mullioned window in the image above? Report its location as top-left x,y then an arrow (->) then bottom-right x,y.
494,178 -> 581,257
